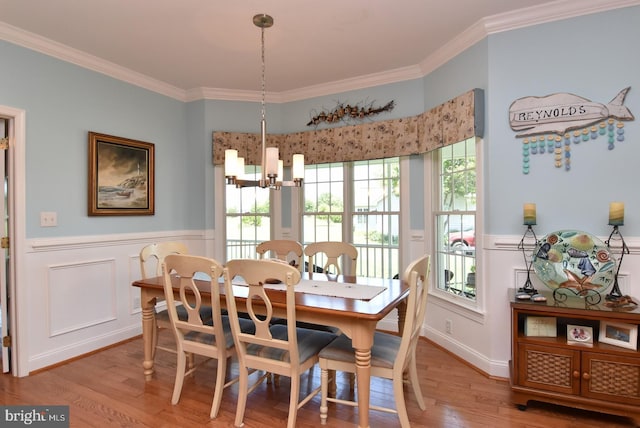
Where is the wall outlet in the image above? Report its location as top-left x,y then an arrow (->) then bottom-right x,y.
445,319 -> 452,334
40,211 -> 57,227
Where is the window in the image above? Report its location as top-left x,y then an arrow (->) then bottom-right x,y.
352,158 -> 399,278
435,138 -> 476,300
225,165 -> 271,260
302,159 -> 400,279
302,161 -> 344,244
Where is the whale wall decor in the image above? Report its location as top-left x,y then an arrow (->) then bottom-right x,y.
509,87 -> 634,173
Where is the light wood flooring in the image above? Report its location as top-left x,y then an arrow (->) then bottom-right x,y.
0,333 -> 637,427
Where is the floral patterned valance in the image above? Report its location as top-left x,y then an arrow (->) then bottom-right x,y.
212,88 -> 484,166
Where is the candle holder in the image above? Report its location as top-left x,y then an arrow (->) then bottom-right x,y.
605,225 -> 629,302
518,224 -> 538,294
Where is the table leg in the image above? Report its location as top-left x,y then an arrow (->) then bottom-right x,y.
351,321 -> 376,428
354,347 -> 372,428
141,293 -> 156,381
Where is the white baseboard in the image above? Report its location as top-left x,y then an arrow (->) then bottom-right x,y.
28,325 -> 141,373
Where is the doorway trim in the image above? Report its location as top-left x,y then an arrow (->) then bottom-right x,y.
1,105 -> 26,376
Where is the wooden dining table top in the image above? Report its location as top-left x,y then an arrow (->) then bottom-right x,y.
132,271 -> 408,321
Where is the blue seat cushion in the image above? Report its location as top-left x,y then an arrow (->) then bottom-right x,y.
184,316 -> 255,349
156,304 -> 214,323
318,332 -> 399,369
246,324 -> 336,363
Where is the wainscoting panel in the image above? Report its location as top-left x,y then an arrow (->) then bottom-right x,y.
47,259 -> 117,337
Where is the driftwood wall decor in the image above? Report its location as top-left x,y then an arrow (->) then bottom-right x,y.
212,88 -> 484,166
306,100 -> 395,126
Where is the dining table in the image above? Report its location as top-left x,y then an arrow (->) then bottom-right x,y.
131,271 -> 409,428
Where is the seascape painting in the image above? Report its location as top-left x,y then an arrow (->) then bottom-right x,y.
88,132 -> 155,216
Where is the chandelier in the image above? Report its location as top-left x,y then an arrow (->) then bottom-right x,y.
225,14 -> 304,189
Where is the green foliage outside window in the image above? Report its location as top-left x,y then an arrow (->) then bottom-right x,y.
305,193 -> 343,223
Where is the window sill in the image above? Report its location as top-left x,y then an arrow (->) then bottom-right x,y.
429,288 -> 486,324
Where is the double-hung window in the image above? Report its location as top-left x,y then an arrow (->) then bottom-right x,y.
225,165 -> 271,260
434,138 -> 477,300
302,158 -> 400,279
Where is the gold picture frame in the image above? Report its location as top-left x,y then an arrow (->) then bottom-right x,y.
88,132 -> 155,216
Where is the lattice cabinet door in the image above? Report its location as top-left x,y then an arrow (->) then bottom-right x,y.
582,352 -> 640,406
517,343 -> 581,395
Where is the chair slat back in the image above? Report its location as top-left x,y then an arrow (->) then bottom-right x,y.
140,242 -> 189,278
256,240 -> 304,272
397,254 -> 431,370
162,254 -> 225,345
304,241 -> 358,275
223,259 -> 303,365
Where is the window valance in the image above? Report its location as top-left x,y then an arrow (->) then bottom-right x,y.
212,88 -> 483,166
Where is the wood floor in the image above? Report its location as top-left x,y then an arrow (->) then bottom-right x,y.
0,334 -> 636,428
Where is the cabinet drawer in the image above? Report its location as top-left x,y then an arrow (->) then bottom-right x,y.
517,343 -> 580,395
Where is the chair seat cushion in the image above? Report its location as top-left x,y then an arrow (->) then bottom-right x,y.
319,331 -> 399,369
156,304 -> 214,323
270,318 -> 341,334
246,324 -> 336,363
184,316 -> 255,349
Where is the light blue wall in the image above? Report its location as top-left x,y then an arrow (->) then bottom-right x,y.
486,6 -> 640,237
2,5 -> 638,241
0,40 -> 190,238
278,79 -> 425,134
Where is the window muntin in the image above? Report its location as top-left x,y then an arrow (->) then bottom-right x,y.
225,165 -> 271,260
435,139 -> 476,300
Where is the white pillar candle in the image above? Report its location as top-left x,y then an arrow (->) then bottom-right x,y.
523,203 -> 536,225
609,202 -> 624,226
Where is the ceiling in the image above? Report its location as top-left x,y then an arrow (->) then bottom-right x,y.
0,0 -> 634,101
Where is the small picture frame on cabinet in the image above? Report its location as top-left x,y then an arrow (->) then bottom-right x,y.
599,321 -> 638,350
525,316 -> 557,337
567,324 -> 593,347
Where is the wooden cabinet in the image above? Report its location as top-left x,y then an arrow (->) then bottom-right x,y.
510,290 -> 640,424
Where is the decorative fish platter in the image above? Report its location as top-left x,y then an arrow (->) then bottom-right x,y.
509,87 -> 634,137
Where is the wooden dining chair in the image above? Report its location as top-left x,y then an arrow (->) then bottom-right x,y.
223,259 -> 337,428
256,239 -> 304,272
318,254 -> 431,427
304,241 -> 358,276
161,254 -> 255,419
140,242 -> 214,357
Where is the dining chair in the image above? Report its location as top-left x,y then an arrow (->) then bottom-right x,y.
318,254 -> 431,427
161,254 -> 255,419
256,239 -> 304,272
223,259 -> 337,428
304,241 -> 358,276
140,242 -> 215,357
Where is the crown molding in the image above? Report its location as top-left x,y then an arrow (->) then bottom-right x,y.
275,65 -> 424,103
0,21 -> 187,101
2,0 -> 639,103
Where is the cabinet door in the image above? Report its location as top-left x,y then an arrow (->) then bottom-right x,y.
582,352 -> 640,406
518,342 -> 581,395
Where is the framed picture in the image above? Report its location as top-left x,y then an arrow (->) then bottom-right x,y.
567,324 -> 593,347
525,316 -> 557,337
599,321 -> 638,350
88,132 -> 155,216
